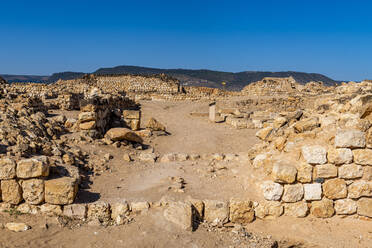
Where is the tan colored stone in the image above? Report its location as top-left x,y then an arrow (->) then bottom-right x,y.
21,179 -> 44,205
362,166 -> 372,180
164,201 -> 193,231
327,148 -> 353,165
16,203 -> 38,214
16,156 -> 49,179
334,199 -> 357,215
229,199 -> 255,224
282,184 -> 304,203
293,117 -> 319,133
78,112 -> 96,122
131,201 -> 150,212
63,204 -> 87,220
273,117 -> 287,129
296,162 -> 312,183
322,178 -> 347,199
353,149 -> 372,165
284,202 -> 309,217
272,161 -> 297,183
79,120 -> 96,130
366,128 -> 372,148
111,202 -> 130,225
1,179 -> 22,204
302,145 -> 327,165
255,126 -> 273,141
314,164 -> 337,179
357,198 -> 372,217
87,202 -> 111,224
338,164 -> 363,179
261,181 -> 283,201
123,110 -> 141,119
45,177 -> 78,205
204,200 -> 229,224
105,128 -> 143,143
310,198 -> 334,218
274,136 -> 286,151
146,117 -> 166,131
348,180 -> 372,199
5,223 -> 30,232
39,203 -> 63,216
335,130 -> 366,148
0,158 -> 16,179
255,201 -> 283,219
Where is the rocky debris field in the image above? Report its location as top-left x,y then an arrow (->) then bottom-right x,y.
0,75 -> 370,247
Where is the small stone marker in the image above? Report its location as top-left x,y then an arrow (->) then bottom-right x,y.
209,102 -> 216,122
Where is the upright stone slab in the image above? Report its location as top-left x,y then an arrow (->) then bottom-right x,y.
209,102 -> 216,122
1,179 -> 23,204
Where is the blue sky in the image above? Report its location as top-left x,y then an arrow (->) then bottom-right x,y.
1,0 -> 372,80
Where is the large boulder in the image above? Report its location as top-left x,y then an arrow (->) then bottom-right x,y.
105,128 -> 143,143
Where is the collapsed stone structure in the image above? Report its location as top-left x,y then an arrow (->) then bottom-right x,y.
251,80 -> 372,219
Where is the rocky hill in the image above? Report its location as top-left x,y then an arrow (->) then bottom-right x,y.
1,65 -> 340,91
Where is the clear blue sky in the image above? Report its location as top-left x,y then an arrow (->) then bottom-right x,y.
1,0 -> 372,81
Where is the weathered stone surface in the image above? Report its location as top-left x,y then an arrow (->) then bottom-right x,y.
87,202 -> 111,224
229,199 -> 255,224
357,198 -> 372,217
296,162 -> 312,183
63,204 -> 87,220
255,201 -> 283,219
310,198 -> 334,218
186,196 -> 204,220
273,117 -> 287,129
146,117 -> 166,131
302,145 -> 327,165
314,164 -> 337,179
272,162 -> 297,183
105,128 -> 143,143
17,203 -> 39,215
78,112 -> 96,122
366,128 -> 372,148
138,153 -> 157,163
255,126 -> 273,140
79,121 -> 96,130
322,178 -> 347,199
348,180 -> 372,199
338,164 -> 363,179
362,166 -> 372,180
1,179 -> 23,204
0,158 -> 16,179
16,156 -> 49,179
304,183 -> 322,201
5,223 -> 30,232
353,149 -> 372,165
123,110 -> 140,119
204,200 -> 229,225
293,117 -> 319,133
261,181 -> 283,201
282,184 -> 304,203
21,179 -> 44,205
284,201 -> 309,217
131,201 -> 150,212
45,177 -> 78,205
39,203 -> 63,216
164,201 -> 193,231
334,199 -> 357,215
111,202 -> 129,225
335,130 -> 366,148
327,148 -> 353,165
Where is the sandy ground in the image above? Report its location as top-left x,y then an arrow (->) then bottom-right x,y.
0,99 -> 371,247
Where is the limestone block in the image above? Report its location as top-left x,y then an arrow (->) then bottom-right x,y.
334,199 -> 357,215
293,117 -> 319,133
255,126 -> 273,141
17,156 -> 49,179
203,200 -> 229,225
357,198 -> 372,217
78,112 -> 96,122
302,145 -> 327,165
353,149 -> 372,165
272,162 -> 297,183
284,202 -> 309,217
39,203 -> 63,216
0,158 -> 16,179
164,201 -> 193,231
21,179 -> 44,205
310,198 -> 334,218
314,164 -> 337,179
229,199 -> 255,224
1,179 -> 23,204
87,202 -> 111,224
335,130 -> 366,148
296,162 -> 312,183
282,184 -> 304,203
255,201 -> 283,219
105,128 -> 143,143
131,201 -> 150,212
338,164 -> 363,179
322,178 -> 347,199
5,223 -> 30,232
79,121 -> 96,130
304,183 -> 322,201
348,180 -> 372,199
63,204 -> 87,220
261,181 -> 283,201
327,148 -> 353,165
45,177 -> 78,205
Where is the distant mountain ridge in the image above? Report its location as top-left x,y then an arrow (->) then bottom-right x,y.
1,65 -> 340,91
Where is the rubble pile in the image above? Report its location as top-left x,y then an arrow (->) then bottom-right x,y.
251,80 -> 372,219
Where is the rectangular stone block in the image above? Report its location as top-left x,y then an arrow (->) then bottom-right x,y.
1,179 -> 23,204
21,179 -> 45,205
45,177 -> 78,205
16,156 -> 49,179
0,158 -> 16,179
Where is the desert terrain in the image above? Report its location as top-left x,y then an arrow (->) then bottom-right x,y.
0,75 -> 370,247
